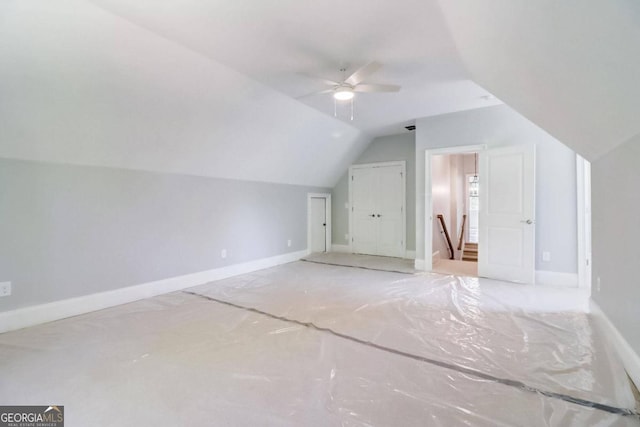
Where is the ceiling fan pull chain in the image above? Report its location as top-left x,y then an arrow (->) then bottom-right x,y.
350,98 -> 354,121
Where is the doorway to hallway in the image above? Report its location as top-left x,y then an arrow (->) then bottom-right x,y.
425,144 -> 537,284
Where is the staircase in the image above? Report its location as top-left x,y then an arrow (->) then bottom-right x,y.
462,242 -> 478,262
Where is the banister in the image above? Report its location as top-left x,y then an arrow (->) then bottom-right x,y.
436,214 -> 455,260
457,214 -> 467,251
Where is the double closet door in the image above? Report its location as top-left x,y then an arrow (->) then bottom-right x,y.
350,162 -> 405,258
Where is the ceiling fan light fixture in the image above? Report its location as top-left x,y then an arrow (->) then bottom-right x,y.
333,87 -> 354,101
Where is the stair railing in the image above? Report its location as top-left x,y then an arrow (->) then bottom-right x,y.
436,214 -> 455,260
457,214 -> 467,251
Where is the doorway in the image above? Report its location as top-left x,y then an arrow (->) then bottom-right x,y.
307,193 -> 331,254
425,144 -> 537,284
430,151 -> 480,277
349,161 -> 406,258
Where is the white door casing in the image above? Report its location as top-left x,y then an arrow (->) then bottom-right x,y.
478,145 -> 536,284
310,197 -> 327,253
576,155 -> 592,291
349,161 -> 406,258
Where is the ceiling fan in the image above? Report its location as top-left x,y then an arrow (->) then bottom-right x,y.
299,61 -> 401,102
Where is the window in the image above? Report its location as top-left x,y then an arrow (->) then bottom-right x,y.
467,175 -> 479,243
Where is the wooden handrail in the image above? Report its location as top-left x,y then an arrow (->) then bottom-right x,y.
457,214 -> 467,251
436,214 -> 455,260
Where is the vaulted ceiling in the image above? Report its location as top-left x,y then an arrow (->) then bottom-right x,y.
0,0 -> 637,187
438,0 -> 640,160
86,0 -> 503,136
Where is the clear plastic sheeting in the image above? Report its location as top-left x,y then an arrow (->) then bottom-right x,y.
302,252 -> 418,274
1,261 -> 638,426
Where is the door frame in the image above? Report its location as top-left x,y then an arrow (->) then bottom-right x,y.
348,161 -> 406,257
307,193 -> 332,254
424,145 -> 486,271
576,155 -> 592,292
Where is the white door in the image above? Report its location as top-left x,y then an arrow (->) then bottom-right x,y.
376,165 -> 404,257
351,164 -> 405,257
352,167 -> 378,255
478,145 -> 536,283
310,197 -> 327,253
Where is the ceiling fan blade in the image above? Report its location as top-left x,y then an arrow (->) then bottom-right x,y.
344,61 -> 382,86
298,72 -> 340,86
296,89 -> 334,99
354,84 -> 401,93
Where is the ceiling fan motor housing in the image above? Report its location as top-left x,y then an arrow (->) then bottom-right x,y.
334,85 -> 355,101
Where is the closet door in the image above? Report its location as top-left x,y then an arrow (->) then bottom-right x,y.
351,167 -> 379,255
350,163 -> 405,257
376,165 -> 404,257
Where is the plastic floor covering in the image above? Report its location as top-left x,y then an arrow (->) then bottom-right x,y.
1,260 -> 639,426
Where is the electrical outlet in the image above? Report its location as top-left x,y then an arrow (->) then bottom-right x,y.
0,282 -> 11,297
596,277 -> 601,292
287,239 -> 292,247
542,251 -> 551,262
221,249 -> 227,259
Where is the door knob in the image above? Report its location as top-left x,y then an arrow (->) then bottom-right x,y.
322,223 -> 326,226
520,219 -> 534,224
377,214 -> 381,218
369,214 -> 375,217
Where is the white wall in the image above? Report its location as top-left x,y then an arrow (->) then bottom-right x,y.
416,105 -> 578,275
431,154 -> 452,258
591,134 -> 640,355
451,154 -> 474,253
0,158 -> 327,312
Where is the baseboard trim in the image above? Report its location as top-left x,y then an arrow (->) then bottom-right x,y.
405,250 -> 416,260
535,270 -> 578,287
331,244 -> 350,253
414,259 -> 425,270
589,300 -> 640,390
432,251 -> 441,266
0,249 -> 308,334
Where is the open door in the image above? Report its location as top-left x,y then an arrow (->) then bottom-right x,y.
478,145 -> 536,284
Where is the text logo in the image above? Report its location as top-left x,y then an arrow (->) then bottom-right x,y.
0,406 -> 64,427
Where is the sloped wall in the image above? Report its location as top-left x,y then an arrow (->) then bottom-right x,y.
437,0 -> 640,160
0,0 -> 368,313
0,0 -> 370,188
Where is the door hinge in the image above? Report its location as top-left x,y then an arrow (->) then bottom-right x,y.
352,237 -> 354,242
400,172 -> 403,178
351,175 -> 354,181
